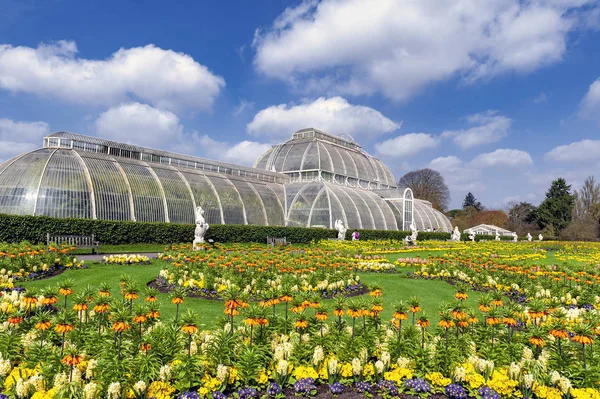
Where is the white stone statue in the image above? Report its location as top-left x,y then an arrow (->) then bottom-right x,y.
334,219 -> 347,240
512,232 -> 518,242
526,233 -> 532,242
538,234 -> 543,241
495,230 -> 501,241
468,233 -> 475,242
406,223 -> 418,245
451,226 -> 461,242
193,206 -> 209,250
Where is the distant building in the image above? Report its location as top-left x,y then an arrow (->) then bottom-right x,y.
464,224 -> 514,236
0,128 -> 452,232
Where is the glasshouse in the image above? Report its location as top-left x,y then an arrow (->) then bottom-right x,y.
0,128 -> 452,232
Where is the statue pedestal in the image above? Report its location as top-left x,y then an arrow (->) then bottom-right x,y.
193,238 -> 205,251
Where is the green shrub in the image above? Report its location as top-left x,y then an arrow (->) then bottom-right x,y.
0,213 -> 451,245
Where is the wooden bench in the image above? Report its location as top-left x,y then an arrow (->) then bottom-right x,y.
47,233 -> 100,254
266,236 -> 288,247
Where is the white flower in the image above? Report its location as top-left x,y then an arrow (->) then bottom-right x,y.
84,382 -> 98,399
53,372 -> 68,388
85,359 -> 98,379
107,381 -> 122,399
133,381 -> 147,395
558,377 -> 572,394
15,378 -> 29,399
381,351 -> 391,366
312,346 -> 325,366
522,347 -> 533,361
523,374 -> 534,389
375,360 -> 385,374
0,358 -> 11,377
328,358 -> 338,375
397,356 -> 411,369
217,364 -> 228,382
351,358 -> 362,376
276,359 -> 289,376
454,366 -> 466,382
508,363 -> 520,380
159,364 -> 172,381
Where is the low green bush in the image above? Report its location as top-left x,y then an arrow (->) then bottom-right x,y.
0,213 -> 451,245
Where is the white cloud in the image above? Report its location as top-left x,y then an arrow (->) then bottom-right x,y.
96,103 -> 184,148
580,79 -> 600,123
374,133 -> 439,158
0,118 -> 50,162
545,139 -> 600,163
426,155 -> 485,206
472,148 -> 533,167
195,135 -> 271,166
0,41 -> 225,111
254,0 -> 596,101
233,99 -> 255,116
95,102 -> 270,166
247,96 -> 399,141
534,92 -> 548,104
441,111 -> 512,149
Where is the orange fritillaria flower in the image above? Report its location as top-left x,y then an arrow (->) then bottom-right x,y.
112,321 -> 130,333
41,296 -> 59,306
573,335 -> 594,345
370,289 -> 382,297
133,315 -> 147,324
455,292 -> 469,300
35,321 -> 52,331
145,295 -> 157,303
294,319 -> 308,329
315,312 -> 328,321
439,320 -> 455,329
393,312 -> 408,320
171,297 -> 184,305
61,354 -> 83,367
417,319 -> 430,328
549,329 -> 569,339
73,303 -> 88,312
529,336 -> 545,347
59,288 -> 73,296
8,316 -> 23,325
93,304 -> 109,313
55,323 -> 74,334
182,324 -> 199,335
333,308 -> 344,317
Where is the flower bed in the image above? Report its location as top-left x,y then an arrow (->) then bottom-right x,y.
103,254 -> 151,265
0,242 -> 84,289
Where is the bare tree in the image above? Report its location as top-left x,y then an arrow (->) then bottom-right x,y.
574,176 -> 600,221
398,168 -> 450,210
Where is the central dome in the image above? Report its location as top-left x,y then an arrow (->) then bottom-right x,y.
254,128 -> 397,189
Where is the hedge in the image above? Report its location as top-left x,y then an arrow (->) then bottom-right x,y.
0,213 -> 453,245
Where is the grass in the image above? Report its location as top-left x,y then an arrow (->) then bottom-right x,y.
19,252 -> 476,327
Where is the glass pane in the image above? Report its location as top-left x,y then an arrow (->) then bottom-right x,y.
329,185 -> 360,229
301,141 -> 319,170
287,182 -> 322,227
308,189 -> 330,228
0,150 -> 52,216
281,143 -> 306,172
205,175 -> 245,225
120,162 -> 166,223
229,179 -> 267,225
250,182 -> 285,226
317,142 -> 333,173
153,167 -> 195,224
37,150 -> 91,219
180,172 -> 223,225
83,156 -> 131,221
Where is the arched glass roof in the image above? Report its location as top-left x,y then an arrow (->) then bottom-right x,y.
254,128 -> 397,189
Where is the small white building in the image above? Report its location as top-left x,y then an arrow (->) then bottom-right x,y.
464,224 -> 514,236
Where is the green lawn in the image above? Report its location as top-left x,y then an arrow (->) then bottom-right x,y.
20,252 -> 478,328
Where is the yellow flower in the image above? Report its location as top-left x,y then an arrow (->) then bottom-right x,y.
258,371 -> 269,385
534,384 -> 563,399
293,365 -> 319,380
426,372 -> 451,387
340,363 -> 353,378
198,387 -> 209,397
362,363 -> 375,378
465,372 -> 485,389
147,381 -> 176,399
384,367 -> 413,385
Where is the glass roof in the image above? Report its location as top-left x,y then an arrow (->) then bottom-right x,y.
254,128 -> 397,188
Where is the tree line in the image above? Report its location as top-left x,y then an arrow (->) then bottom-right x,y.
398,168 -> 600,240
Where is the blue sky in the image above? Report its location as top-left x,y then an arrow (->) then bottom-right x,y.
1,0 -> 600,209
